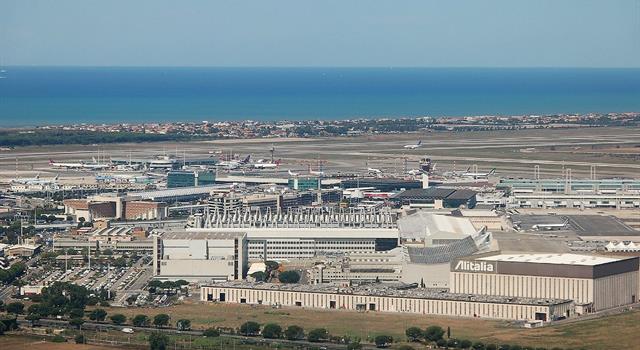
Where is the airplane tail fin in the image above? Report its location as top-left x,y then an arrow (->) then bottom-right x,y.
417,140 -> 422,145
276,159 -> 282,166
242,155 -> 251,164
49,159 -> 54,164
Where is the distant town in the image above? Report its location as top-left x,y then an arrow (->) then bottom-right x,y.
1,112 -> 639,147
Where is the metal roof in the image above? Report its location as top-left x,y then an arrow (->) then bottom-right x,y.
477,253 -> 622,266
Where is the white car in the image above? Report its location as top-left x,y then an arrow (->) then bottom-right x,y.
122,328 -> 134,334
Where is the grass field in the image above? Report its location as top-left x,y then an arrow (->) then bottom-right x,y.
0,335 -> 121,350
101,301 -> 640,349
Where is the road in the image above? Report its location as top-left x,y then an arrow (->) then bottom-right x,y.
17,317 -> 365,350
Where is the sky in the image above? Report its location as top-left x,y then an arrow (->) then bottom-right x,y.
1,0 -> 639,67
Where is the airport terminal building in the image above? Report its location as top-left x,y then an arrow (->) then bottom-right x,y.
450,253 -> 639,312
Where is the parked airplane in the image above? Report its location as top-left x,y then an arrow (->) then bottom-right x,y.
288,169 -> 299,176
462,168 -> 496,179
49,159 -> 110,170
309,170 -> 325,176
403,140 -> 422,149
217,155 -> 251,170
367,167 -> 383,174
253,159 -> 281,169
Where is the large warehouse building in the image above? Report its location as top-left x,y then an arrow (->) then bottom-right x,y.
450,253 -> 639,313
201,282 -> 574,322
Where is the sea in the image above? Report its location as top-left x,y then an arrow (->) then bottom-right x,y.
0,67 -> 639,127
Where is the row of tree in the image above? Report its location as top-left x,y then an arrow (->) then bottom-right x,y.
0,262 -> 26,285
404,326 -> 574,350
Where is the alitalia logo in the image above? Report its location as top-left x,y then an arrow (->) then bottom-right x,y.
454,260 -> 495,272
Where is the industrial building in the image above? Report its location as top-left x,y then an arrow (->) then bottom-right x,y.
508,192 -> 640,209
186,227 -> 398,261
498,178 -> 640,193
152,231 -> 247,281
288,176 -> 320,191
201,282 -> 574,322
308,248 -> 405,284
392,188 -> 477,209
450,253 -> 639,313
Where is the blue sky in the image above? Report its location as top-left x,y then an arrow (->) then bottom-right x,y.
1,0 -> 639,67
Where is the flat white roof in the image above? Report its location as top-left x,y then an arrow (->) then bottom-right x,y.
477,253 -> 621,266
187,227 -> 398,239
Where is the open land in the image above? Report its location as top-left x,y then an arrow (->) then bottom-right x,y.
1,127 -> 639,184
100,301 -> 640,350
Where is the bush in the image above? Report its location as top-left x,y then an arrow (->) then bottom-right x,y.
308,328 -> 329,342
436,339 -> 447,347
75,334 -> 86,344
423,325 -> 445,342
262,323 -> 282,339
69,318 -> 85,329
239,321 -> 261,336
278,270 -> 301,284
374,335 -> 393,348
69,308 -> 84,319
487,345 -> 498,350
405,327 -> 423,342
284,325 -> 305,340
447,339 -> 460,348
203,328 -> 220,337
51,335 -> 67,343
511,346 -> 523,350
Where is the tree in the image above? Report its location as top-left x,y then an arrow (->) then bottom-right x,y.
69,308 -> 84,319
374,335 -> 393,348
149,332 -> 169,350
25,313 -> 41,326
203,328 -> 220,337
176,319 -> 191,331
405,327 -> 423,342
397,346 -> 414,350
153,314 -> 170,328
239,321 -> 261,336
473,342 -> 486,350
459,340 -> 473,349
132,314 -> 150,327
6,302 -> 24,314
89,308 -> 107,322
284,325 -> 304,340
307,328 -> 329,342
69,318 -> 85,329
447,339 -> 460,348
278,270 -> 301,284
251,271 -> 266,282
75,334 -> 86,344
262,323 -> 282,339
436,339 -> 448,348
52,335 -> 67,343
487,345 -> 498,350
0,322 -> 6,335
347,341 -> 363,350
110,314 -> 127,325
423,325 -> 445,342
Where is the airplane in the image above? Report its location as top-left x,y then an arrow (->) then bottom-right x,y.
406,169 -> 423,176
461,168 -> 497,179
367,167 -> 383,175
217,155 -> 251,170
253,159 -> 281,169
309,170 -> 325,176
49,159 -> 110,170
288,169 -> 299,176
403,140 -> 422,149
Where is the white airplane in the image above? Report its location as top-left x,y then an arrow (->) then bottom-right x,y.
288,169 -> 299,176
217,155 -> 251,170
253,159 -> 281,169
406,169 -> 423,176
367,167 -> 383,175
49,159 -> 110,170
403,140 -> 422,149
462,168 -> 496,179
309,170 -> 325,176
